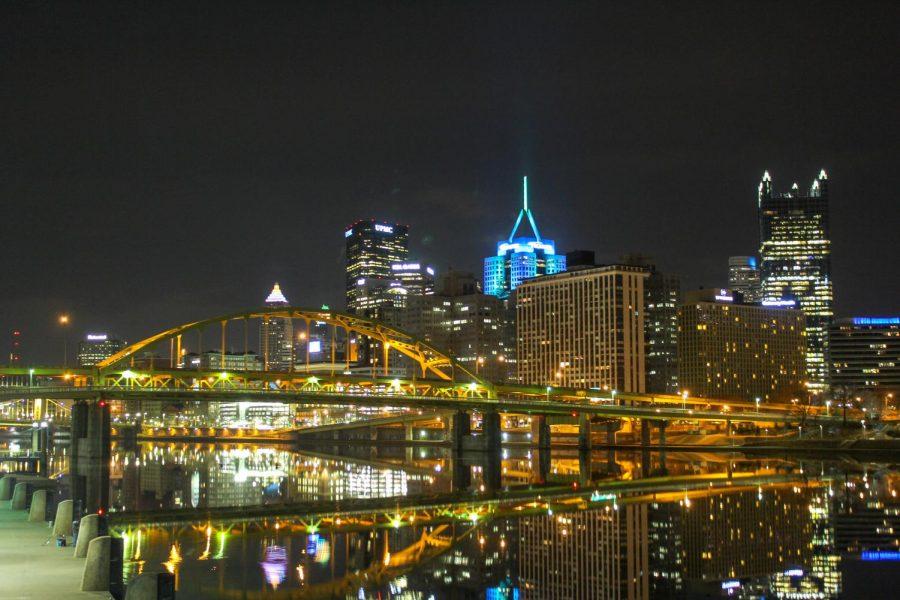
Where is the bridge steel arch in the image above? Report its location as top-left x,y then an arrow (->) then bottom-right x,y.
96,306 -> 487,387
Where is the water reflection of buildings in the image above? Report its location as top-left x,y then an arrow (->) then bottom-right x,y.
520,504 -> 649,599
518,484 -> 839,600
109,444 -> 447,512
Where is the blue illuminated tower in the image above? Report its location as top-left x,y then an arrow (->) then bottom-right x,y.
484,177 -> 565,298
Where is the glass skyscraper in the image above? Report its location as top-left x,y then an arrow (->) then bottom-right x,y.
758,169 -> 833,389
484,177 -> 565,299
345,219 -> 409,313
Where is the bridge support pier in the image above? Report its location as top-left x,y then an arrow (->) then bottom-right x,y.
640,419 -> 651,447
531,415 -> 551,450
70,398 -> 110,527
448,411 -> 471,453
578,413 -> 592,453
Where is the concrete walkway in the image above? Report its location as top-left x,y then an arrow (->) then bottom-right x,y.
0,504 -> 108,599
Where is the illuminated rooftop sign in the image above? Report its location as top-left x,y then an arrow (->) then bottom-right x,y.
86,334 -> 108,341
374,224 -> 393,234
392,263 -> 421,271
344,229 -> 352,238
853,317 -> 899,326
715,289 -> 734,302
861,550 -> 900,561
762,299 -> 797,308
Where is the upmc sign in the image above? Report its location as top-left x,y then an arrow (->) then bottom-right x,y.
374,224 -> 393,234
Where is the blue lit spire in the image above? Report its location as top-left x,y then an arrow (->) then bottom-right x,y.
483,176 -> 566,298
507,176 -> 542,243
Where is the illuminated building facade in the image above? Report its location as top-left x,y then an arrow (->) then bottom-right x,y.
76,333 -> 126,366
728,255 -> 761,303
516,265 -> 648,392
390,261 -> 435,298
182,350 -> 261,371
259,283 -> 294,371
402,271 -> 510,382
345,219 -> 409,313
484,177 -> 565,299
8,329 -> 22,364
623,255 -> 681,394
758,169 -> 833,389
828,317 -> 900,394
677,288 -> 806,403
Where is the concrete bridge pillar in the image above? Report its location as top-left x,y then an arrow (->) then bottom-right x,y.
449,411 -> 471,452
578,413 -> 592,452
606,419 -> 620,444
405,423 -> 415,463
532,447 -> 551,484
476,410 -> 502,455
640,419 -> 651,447
531,415 -> 551,450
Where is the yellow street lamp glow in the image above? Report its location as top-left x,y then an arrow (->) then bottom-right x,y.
58,314 -> 70,326
219,372 -> 228,380
122,370 -> 136,379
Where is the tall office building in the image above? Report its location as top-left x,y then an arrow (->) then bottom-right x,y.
516,264 -> 648,392
623,255 -> 681,395
345,219 -> 409,313
259,283 -> 294,371
402,271 -> 510,382
484,177 -> 565,299
758,170 -> 833,389
677,288 -> 806,403
8,330 -> 22,365
828,317 -> 900,395
390,261 -> 435,300
728,256 -> 761,303
76,334 -> 127,366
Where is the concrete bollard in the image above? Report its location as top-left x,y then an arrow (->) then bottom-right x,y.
81,535 -> 111,591
52,499 -> 74,538
125,572 -> 175,600
74,513 -> 100,558
28,489 -> 48,522
0,475 -> 16,501
10,482 -> 28,510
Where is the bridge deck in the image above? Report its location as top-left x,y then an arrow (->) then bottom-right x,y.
0,386 -> 841,425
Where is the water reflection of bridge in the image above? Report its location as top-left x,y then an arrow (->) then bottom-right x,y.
112,468 -> 830,599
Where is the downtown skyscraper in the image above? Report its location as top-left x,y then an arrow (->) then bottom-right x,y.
344,219 -> 410,314
259,283 -> 294,371
484,176 -> 566,299
758,169 -> 833,390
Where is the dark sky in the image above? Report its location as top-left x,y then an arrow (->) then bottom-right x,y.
2,1 -> 898,363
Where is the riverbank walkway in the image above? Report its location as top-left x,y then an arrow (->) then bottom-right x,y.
0,503 -> 107,599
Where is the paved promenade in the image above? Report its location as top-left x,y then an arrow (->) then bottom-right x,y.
0,503 -> 107,599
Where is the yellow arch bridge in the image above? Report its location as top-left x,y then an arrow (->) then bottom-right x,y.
0,306 -> 842,428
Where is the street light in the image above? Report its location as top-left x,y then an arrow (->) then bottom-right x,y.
825,400 -> 832,416
755,397 -> 761,413
28,368 -> 34,387
682,390 -> 689,411
58,314 -> 71,367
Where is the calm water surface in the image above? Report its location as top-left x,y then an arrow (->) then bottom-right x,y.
87,443 -> 900,598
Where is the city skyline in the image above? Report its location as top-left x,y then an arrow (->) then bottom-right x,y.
2,3 -> 898,363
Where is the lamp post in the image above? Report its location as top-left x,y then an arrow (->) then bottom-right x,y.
681,390 -> 689,411
58,314 -> 70,366
755,397 -> 760,413
28,368 -> 34,388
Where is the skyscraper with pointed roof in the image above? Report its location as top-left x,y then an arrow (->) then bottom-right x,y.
758,169 -> 833,389
484,176 -> 566,298
260,282 -> 294,371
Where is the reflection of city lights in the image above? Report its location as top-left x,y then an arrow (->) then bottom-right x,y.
163,543 -> 182,576
260,545 -> 287,589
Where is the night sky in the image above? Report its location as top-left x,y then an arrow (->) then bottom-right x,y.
2,2 -> 898,363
